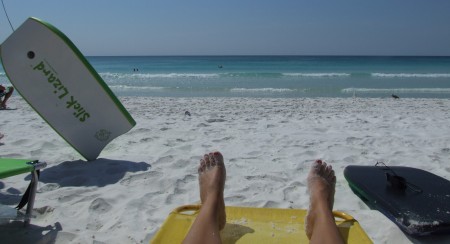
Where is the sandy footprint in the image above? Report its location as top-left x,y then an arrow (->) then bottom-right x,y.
119,171 -> 163,187
86,198 -> 113,231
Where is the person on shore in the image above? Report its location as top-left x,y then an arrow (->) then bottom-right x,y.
0,85 -> 14,109
182,151 -> 344,244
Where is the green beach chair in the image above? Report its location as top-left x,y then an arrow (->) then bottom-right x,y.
0,158 -> 47,226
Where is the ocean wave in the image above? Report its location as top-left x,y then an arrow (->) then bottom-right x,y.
222,72 -> 282,77
100,72 -> 219,79
371,73 -> 450,78
282,72 -> 350,77
109,85 -> 166,90
99,72 -> 354,79
342,88 -> 450,93
230,88 -> 297,93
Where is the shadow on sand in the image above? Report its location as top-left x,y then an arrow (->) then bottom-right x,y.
30,158 -> 151,187
0,159 -> 150,242
0,221 -> 62,244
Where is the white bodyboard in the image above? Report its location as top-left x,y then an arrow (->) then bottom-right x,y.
0,17 -> 136,160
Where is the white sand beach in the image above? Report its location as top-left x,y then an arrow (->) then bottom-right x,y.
1,96 -> 450,243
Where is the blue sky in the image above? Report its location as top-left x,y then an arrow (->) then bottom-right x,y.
1,0 -> 449,56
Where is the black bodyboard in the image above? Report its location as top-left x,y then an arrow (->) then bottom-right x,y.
344,165 -> 450,236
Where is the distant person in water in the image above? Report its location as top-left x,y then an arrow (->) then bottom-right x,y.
182,151 -> 344,244
0,84 -> 14,109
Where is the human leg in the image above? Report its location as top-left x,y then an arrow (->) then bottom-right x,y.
182,151 -> 226,244
0,86 -> 14,108
306,160 -> 344,244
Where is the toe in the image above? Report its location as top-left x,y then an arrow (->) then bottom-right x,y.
208,153 -> 216,166
203,154 -> 211,168
325,165 -> 333,178
198,159 -> 206,173
213,151 -> 224,166
320,162 -> 327,175
311,160 -> 322,172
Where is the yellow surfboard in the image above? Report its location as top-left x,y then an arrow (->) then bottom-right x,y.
151,205 -> 372,243
0,17 -> 135,160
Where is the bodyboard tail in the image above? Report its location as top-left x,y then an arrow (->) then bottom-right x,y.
0,17 -> 136,160
344,165 -> 450,236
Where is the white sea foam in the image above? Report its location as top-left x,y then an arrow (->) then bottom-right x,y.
342,88 -> 450,93
282,72 -> 350,77
372,73 -> 450,78
100,72 -> 219,79
109,85 -> 166,90
230,88 -> 296,93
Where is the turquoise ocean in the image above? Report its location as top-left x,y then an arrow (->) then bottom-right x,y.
3,56 -> 450,98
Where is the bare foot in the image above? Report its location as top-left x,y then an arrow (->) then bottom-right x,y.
305,159 -> 337,239
198,151 -> 227,230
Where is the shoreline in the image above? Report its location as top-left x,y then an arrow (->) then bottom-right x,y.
1,96 -> 450,243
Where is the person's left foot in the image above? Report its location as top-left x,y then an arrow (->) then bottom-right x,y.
198,151 -> 227,230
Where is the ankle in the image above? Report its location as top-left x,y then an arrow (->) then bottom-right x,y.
311,190 -> 330,205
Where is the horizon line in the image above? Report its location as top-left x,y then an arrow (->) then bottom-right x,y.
85,54 -> 450,57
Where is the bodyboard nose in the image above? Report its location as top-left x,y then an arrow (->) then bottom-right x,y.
0,17 -> 136,161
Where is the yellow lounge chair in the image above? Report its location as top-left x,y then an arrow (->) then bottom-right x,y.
151,205 -> 372,243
